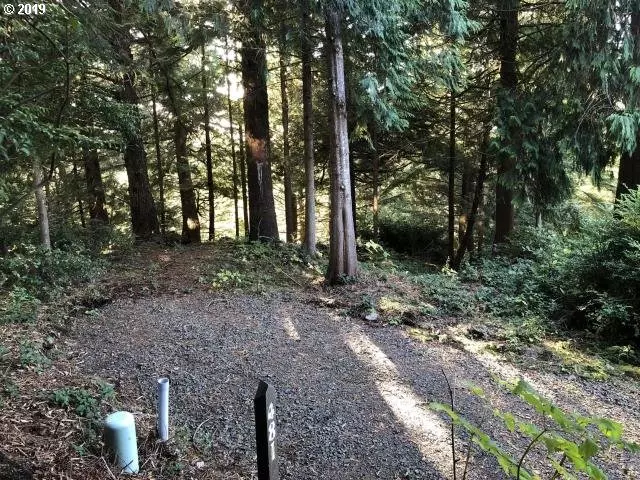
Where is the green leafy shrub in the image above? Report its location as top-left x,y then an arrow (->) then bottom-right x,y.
476,257 -> 550,321
49,382 -> 116,454
0,243 -> 103,308
0,286 -> 39,323
49,381 -> 115,418
348,294 -> 377,318
2,378 -> 19,399
47,220 -> 132,255
235,240 -> 307,265
19,340 -> 50,369
378,214 -> 448,263
545,193 -> 639,338
468,189 -> 640,344
414,271 -> 476,316
199,239 -> 323,289
359,239 -> 391,263
432,379 -> 639,479
50,388 -> 98,417
210,269 -> 247,289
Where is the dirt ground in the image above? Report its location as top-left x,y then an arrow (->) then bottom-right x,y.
64,244 -> 640,480
2,243 -> 639,479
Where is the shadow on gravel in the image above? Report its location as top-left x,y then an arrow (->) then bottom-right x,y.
365,324 -> 640,480
74,293 -> 463,479
71,291 -> 640,479
0,451 -> 33,480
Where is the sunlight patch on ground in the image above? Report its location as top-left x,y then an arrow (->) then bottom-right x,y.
282,316 -> 301,341
456,334 -> 585,410
344,326 -> 450,474
456,333 -> 640,443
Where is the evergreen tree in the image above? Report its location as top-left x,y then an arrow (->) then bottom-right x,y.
238,0 -> 280,241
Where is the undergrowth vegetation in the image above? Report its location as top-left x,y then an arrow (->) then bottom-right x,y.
465,189 -> 640,347
0,228 -> 116,324
197,239 -> 323,292
0,190 -> 639,477
433,378 -> 639,479
355,189 -> 640,370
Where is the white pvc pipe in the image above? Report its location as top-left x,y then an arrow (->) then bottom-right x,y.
157,377 -> 169,441
104,411 -> 139,474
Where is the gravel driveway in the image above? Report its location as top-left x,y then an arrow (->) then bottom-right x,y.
70,290 -> 640,479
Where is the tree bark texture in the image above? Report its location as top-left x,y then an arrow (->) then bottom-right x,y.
151,87 -> 166,234
225,37 -> 240,239
174,120 -> 201,243
121,71 -> 160,239
72,160 -> 86,228
617,149 -> 640,199
494,0 -> 519,246
452,127 -> 491,270
325,8 -> 358,283
109,0 -> 159,239
301,0 -> 317,255
279,21 -> 297,243
162,66 -> 201,244
203,43 -> 215,241
369,124 -> 380,240
616,10 -> 640,200
33,159 -> 51,251
240,0 -> 280,241
459,147 -> 472,244
83,146 -> 109,225
238,121 -> 250,237
448,90 -> 456,263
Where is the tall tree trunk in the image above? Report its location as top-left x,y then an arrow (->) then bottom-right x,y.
459,149 -> 472,244
162,67 -> 201,244
83,146 -> 109,225
452,127 -> 491,270
239,121 -> 250,237
175,120 -> 201,243
477,190 -> 486,254
616,149 -> 640,199
616,10 -> 640,200
151,87 -> 166,235
72,159 -> 86,228
55,163 -> 74,220
341,39 -> 358,238
240,0 -> 279,241
297,187 -> 305,238
109,0 -> 160,240
301,0 -> 317,255
279,20 -> 297,243
350,148 -> 357,236
494,0 -> 519,246
448,90 -> 456,263
33,159 -> 51,251
369,124 -> 380,240
291,191 -> 298,239
121,71 -> 160,239
225,37 -> 240,239
202,43 -> 215,241
325,8 -> 357,283
232,142 -> 240,239
235,48 -> 250,239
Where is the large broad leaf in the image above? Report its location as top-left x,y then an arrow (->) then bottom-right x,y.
430,402 -> 538,480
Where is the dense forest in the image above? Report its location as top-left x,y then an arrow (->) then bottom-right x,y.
1,0 -> 640,479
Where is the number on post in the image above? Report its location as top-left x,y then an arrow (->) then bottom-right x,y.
254,381 -> 280,480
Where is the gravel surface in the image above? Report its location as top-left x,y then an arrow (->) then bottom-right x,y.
69,290 -> 640,479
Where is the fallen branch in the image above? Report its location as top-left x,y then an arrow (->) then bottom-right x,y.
101,456 -> 117,480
